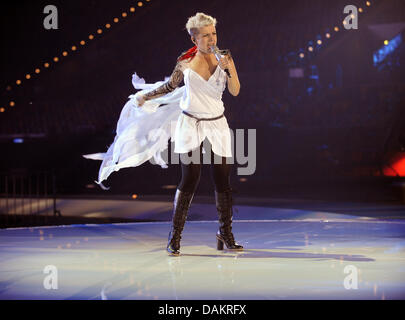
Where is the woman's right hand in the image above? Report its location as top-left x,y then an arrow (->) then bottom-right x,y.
136,94 -> 146,107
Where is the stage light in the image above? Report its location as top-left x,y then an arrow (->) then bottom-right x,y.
326,33 -> 331,38
317,39 -> 322,45
383,152 -> 405,176
162,185 -> 177,190
384,40 -> 389,45
131,194 -> 138,199
334,26 -> 339,32
359,7 -> 363,13
0,108 -> 5,112
308,46 -> 313,52
3,1 -> 152,107
366,1 -> 371,6
9,101 -> 15,107
299,52 -> 305,58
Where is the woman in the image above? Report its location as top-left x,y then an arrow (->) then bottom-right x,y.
85,12 -> 243,255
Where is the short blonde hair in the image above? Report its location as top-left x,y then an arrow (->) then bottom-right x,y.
186,12 -> 217,37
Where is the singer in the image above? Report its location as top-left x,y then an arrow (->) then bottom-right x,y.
84,12 -> 243,256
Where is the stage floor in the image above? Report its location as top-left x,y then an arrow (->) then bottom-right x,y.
1,209 -> 405,300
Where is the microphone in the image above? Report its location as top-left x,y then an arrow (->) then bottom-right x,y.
210,45 -> 232,78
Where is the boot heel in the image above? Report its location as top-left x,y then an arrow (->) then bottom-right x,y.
217,237 -> 224,250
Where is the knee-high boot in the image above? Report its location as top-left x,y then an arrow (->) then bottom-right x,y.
215,188 -> 243,250
167,188 -> 195,255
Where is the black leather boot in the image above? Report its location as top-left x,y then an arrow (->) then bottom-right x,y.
215,188 -> 243,251
167,189 -> 195,256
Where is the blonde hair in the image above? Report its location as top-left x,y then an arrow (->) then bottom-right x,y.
185,12 -> 217,37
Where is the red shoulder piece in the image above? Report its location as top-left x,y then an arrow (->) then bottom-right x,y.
177,46 -> 198,62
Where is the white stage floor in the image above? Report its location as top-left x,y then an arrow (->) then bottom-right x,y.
1,209 -> 405,300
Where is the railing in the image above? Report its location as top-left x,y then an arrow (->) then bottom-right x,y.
0,170 -> 61,228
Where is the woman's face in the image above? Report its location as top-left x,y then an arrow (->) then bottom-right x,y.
192,24 -> 217,54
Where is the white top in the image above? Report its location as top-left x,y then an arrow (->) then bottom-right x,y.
173,63 -> 232,157
83,61 -> 233,187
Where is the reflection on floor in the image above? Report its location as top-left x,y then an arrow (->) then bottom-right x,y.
1,206 -> 404,299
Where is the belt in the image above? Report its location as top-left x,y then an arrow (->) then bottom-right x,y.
182,111 -> 225,149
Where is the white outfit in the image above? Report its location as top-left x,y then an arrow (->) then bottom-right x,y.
83,61 -> 232,187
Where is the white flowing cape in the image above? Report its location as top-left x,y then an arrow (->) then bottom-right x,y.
83,73 -> 184,189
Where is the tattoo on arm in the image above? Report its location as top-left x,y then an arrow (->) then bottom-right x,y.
143,62 -> 184,100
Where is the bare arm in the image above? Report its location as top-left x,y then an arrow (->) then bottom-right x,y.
225,52 -> 240,96
137,61 -> 185,106
218,51 -> 240,96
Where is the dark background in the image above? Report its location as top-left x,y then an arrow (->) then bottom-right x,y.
1,0 -> 404,202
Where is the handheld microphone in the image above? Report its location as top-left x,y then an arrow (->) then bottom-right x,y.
210,45 -> 232,78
